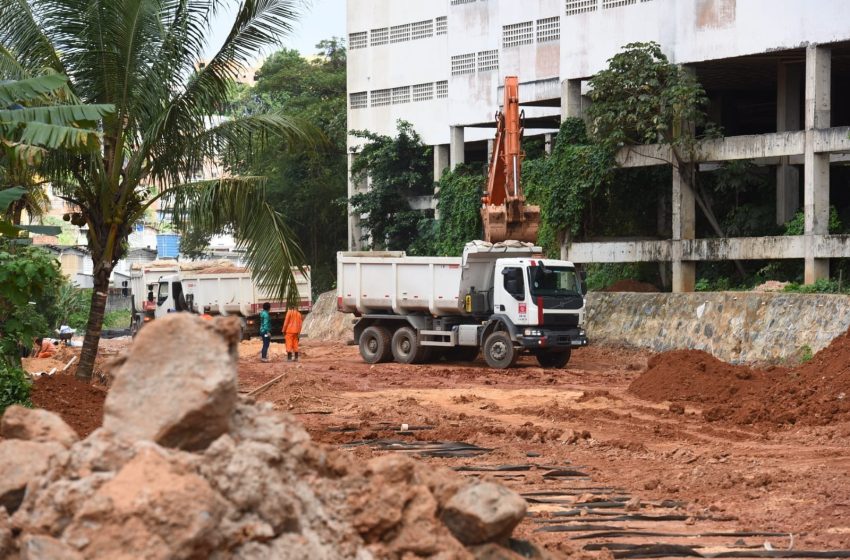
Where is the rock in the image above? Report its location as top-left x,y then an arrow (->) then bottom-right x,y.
441,482 -> 527,546
19,535 -> 83,560
0,508 -> 12,557
103,314 -> 240,451
61,444 -> 226,560
625,497 -> 642,511
668,403 -> 685,415
0,439 -> 64,513
1,405 -> 79,447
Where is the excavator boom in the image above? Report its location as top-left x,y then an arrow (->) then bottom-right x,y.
481,76 -> 541,243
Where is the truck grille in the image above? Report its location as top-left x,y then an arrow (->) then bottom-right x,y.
540,295 -> 584,310
542,313 -> 579,328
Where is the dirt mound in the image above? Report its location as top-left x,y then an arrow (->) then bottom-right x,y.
30,374 -> 106,438
629,331 -> 850,426
0,314 -> 555,559
601,279 -> 660,292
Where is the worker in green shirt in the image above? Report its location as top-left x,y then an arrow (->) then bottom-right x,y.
259,302 -> 271,362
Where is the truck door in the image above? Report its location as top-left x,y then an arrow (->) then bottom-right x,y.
494,266 -> 529,325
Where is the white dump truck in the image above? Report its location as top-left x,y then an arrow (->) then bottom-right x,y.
337,241 -> 588,369
129,263 -> 311,339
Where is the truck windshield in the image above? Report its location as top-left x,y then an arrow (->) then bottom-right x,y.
527,266 -> 581,297
158,282 -> 169,305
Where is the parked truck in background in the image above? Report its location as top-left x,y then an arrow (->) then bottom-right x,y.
129,263 -> 311,339
337,241 -> 587,369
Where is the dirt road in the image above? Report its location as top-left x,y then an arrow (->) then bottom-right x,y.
239,339 -> 850,557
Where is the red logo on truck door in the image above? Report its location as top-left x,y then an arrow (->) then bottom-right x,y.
518,303 -> 527,313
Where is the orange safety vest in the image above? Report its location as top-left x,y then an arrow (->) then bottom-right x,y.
283,309 -> 303,334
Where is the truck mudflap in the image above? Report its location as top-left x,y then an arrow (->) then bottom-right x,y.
519,327 -> 588,350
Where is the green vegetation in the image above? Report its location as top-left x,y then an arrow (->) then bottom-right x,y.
430,166 -> 484,256
232,40 -> 348,294
349,121 -> 434,252
798,344 -> 814,363
1,0 -> 312,380
0,362 -> 31,415
0,245 -> 64,365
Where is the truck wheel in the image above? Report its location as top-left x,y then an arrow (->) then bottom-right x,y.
359,326 -> 392,364
535,349 -> 571,369
391,327 -> 427,364
444,346 -> 479,363
483,331 -> 518,369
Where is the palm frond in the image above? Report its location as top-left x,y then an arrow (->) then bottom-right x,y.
0,0 -> 64,74
0,104 -> 114,125
16,121 -> 102,151
162,176 -> 306,304
0,73 -> 70,106
0,186 -> 26,210
0,45 -> 28,80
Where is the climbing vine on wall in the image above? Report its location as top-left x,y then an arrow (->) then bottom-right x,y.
430,165 -> 484,255
524,118 -> 614,256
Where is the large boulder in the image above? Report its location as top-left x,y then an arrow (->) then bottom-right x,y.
18,535 -> 83,560
441,482 -> 528,546
1,405 -> 79,448
0,440 -> 64,514
103,314 -> 240,451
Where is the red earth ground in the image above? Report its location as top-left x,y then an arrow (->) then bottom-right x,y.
23,335 -> 850,557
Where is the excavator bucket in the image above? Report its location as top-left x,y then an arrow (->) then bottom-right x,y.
481,202 -> 541,243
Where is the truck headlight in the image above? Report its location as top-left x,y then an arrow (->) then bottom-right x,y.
524,328 -> 542,336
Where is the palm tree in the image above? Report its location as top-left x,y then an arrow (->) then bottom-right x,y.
1,0 -> 311,380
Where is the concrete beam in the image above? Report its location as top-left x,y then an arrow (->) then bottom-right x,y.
565,234 -> 850,264
615,126 -> 850,168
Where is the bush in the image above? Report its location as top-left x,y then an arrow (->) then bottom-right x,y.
783,278 -> 846,294
0,363 -> 32,414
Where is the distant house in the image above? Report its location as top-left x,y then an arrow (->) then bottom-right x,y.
37,245 -> 92,287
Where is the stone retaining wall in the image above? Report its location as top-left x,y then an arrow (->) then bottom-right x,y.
585,292 -> 850,363
304,290 -> 850,363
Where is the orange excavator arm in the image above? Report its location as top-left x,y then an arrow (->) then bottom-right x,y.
481,76 -> 541,243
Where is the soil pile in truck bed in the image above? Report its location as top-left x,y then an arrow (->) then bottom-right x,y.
629,329 -> 850,426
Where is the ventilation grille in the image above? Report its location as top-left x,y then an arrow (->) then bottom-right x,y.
603,0 -> 637,8
451,53 -> 476,75
412,83 -> 434,102
349,92 -> 367,109
478,50 -> 498,72
536,16 -> 560,42
450,0 -> 476,4
390,23 -> 410,43
411,19 -> 434,40
392,86 -> 411,105
349,31 -> 367,49
371,89 -> 391,107
565,0 -> 597,16
503,21 -> 534,48
436,81 -> 448,98
370,28 -> 389,46
436,16 -> 448,35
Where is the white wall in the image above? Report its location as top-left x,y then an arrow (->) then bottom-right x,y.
560,0 -> 850,80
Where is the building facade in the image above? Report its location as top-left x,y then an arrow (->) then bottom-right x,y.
347,0 -> 850,290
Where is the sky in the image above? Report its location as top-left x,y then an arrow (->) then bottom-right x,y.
207,0 -> 346,63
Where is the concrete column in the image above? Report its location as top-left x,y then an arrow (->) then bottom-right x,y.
544,133 -> 554,155
560,79 -> 583,121
450,126 -> 465,169
346,152 -> 364,251
803,45 -> 830,284
433,144 -> 450,219
776,62 -> 802,225
671,164 -> 696,292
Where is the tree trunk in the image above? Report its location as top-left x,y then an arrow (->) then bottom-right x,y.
75,265 -> 111,381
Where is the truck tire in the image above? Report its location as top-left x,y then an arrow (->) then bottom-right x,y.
359,326 -> 392,364
444,346 -> 479,363
535,349 -> 571,369
391,327 -> 428,364
483,331 -> 518,369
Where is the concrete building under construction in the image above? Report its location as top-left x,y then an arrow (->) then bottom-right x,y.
346,0 -> 850,291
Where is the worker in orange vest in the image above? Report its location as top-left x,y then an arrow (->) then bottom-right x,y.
282,305 -> 303,362
34,337 -> 57,359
